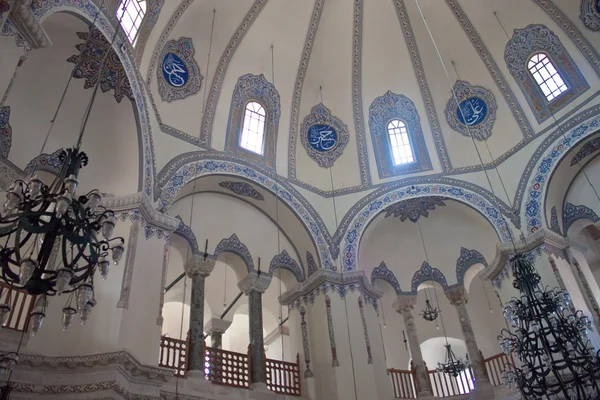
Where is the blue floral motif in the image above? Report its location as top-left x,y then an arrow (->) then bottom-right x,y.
382,197 -> 446,223
445,81 -> 496,141
306,251 -> 318,277
269,250 -> 305,282
455,248 -> 488,286
218,181 -> 264,201
563,202 -> 599,233
411,262 -> 448,292
581,0 -> 600,31
289,281 -> 379,311
549,206 -> 562,234
158,38 -> 202,102
214,234 -> 254,272
300,104 -> 349,167
0,106 -> 12,159
24,149 -> 63,175
371,261 -> 402,295
571,137 -> 600,166
173,215 -> 199,254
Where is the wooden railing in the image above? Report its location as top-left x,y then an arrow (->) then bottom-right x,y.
428,368 -> 474,397
204,346 -> 251,389
0,284 -> 36,332
388,368 -> 416,398
266,353 -> 301,396
159,336 -> 187,377
483,352 -> 512,387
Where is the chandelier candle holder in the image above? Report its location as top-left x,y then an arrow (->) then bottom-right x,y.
420,298 -> 439,322
0,147 -> 125,333
498,253 -> 600,400
437,343 -> 469,378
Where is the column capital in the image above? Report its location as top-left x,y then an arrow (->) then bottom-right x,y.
392,295 -> 417,313
204,318 -> 232,335
238,271 -> 272,294
186,254 -> 216,278
445,286 -> 468,306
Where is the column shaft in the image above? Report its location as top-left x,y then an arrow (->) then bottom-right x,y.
455,302 -> 488,382
401,309 -> 431,396
188,274 -> 205,372
249,289 -> 266,384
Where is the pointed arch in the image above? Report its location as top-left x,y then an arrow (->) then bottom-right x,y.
411,262 -> 448,293
214,234 -> 254,272
269,250 -> 304,283
371,261 -> 402,295
455,247 -> 488,286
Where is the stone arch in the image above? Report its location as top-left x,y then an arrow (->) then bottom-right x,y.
455,247 -> 488,287
155,151 -> 335,271
411,262 -> 448,293
521,114 -> 600,233
268,250 -> 304,283
370,261 -> 402,296
32,0 -> 155,197
214,234 -> 254,272
172,215 -> 199,255
339,181 -> 512,272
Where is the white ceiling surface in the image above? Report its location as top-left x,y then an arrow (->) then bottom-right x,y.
145,0 -> 600,192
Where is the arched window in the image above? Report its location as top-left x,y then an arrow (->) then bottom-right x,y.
387,119 -> 414,165
527,53 -> 568,102
117,0 -> 147,45
239,102 -> 266,155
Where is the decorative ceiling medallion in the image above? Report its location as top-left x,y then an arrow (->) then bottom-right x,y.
300,104 -> 349,168
0,106 -> 12,159
445,81 -> 496,141
157,37 -> 202,103
218,181 -> 264,201
67,29 -> 133,103
383,197 -> 446,223
581,0 -> 600,31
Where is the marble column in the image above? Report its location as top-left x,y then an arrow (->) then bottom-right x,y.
204,317 -> 232,349
393,295 -> 433,398
185,254 -> 216,373
445,286 -> 494,399
238,271 -> 272,389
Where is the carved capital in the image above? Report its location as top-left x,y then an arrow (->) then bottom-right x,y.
445,286 -> 468,306
204,317 -> 232,335
392,295 -> 417,313
185,254 -> 215,277
238,271 -> 272,294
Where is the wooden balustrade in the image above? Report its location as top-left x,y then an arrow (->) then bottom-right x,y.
483,352 -> 512,387
0,283 -> 36,332
159,336 -> 187,377
203,346 -> 251,389
428,368 -> 474,397
388,368 -> 417,399
266,353 -> 301,396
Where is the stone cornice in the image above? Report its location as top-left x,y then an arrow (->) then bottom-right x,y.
279,269 -> 383,306
103,192 -> 179,232
483,228 -> 587,281
10,0 -> 51,48
238,271 -> 272,294
16,350 -> 172,383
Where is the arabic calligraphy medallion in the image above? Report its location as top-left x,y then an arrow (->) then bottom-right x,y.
162,53 -> 189,88
308,124 -> 338,153
300,104 -> 349,168
157,38 -> 202,102
445,81 -> 497,141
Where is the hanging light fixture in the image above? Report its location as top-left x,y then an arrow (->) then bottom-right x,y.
437,343 -> 469,378
0,0 -> 126,337
419,298 -> 439,322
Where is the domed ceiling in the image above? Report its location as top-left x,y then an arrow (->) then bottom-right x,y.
142,0 -> 599,197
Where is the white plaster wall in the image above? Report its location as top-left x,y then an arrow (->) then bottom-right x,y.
266,333 -> 291,362
0,35 -> 22,101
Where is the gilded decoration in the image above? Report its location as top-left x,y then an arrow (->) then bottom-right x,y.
67,28 -> 133,103
157,37 -> 202,103
300,104 -> 349,168
444,81 -> 496,141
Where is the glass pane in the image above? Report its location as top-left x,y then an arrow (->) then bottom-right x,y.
240,102 -> 266,154
527,53 -> 568,102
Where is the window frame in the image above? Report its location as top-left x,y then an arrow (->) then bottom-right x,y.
239,100 -> 267,156
386,118 -> 416,166
526,52 -> 569,103
117,0 -> 147,46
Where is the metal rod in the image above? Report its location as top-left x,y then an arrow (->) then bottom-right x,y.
220,291 -> 243,319
279,316 -> 289,327
164,272 -> 185,293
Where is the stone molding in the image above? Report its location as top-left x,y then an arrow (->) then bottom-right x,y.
10,0 -> 50,49
238,271 -> 272,294
392,295 -> 417,313
445,285 -> 468,306
103,192 -> 179,233
483,228 -> 586,281
204,318 -> 232,335
185,254 -> 216,278
279,268 -> 382,307
264,326 -> 288,347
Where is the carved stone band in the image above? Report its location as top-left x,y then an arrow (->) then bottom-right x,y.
445,286 -> 468,306
185,255 -> 216,277
392,295 -> 417,313
238,271 -> 272,294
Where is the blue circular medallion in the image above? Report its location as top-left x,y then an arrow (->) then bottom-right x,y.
457,97 -> 488,127
308,124 -> 338,153
162,53 -> 189,88
595,0 -> 600,14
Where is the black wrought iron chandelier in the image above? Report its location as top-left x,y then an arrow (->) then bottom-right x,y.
437,343 -> 469,378
419,298 -> 439,322
498,253 -> 600,400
